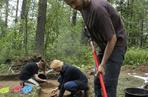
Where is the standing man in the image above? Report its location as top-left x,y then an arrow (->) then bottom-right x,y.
19,59 -> 48,87
50,59 -> 88,97
63,0 -> 127,97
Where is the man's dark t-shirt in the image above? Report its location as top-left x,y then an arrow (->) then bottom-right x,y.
19,62 -> 39,81
81,0 -> 127,51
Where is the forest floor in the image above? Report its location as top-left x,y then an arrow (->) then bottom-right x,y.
0,63 -> 148,97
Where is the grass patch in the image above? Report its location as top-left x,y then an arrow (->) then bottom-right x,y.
124,47 -> 148,65
0,64 -> 10,74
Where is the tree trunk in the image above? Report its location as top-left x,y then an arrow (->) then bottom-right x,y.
35,0 -> 47,56
126,0 -> 130,31
15,0 -> 19,23
72,10 -> 77,26
19,0 -> 30,53
24,16 -> 28,54
30,0 -> 36,20
108,0 -> 111,3
140,13 -> 144,47
5,0 -> 9,27
20,0 -> 28,20
19,0 -> 27,50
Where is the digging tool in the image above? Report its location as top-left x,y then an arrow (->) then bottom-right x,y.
90,41 -> 108,97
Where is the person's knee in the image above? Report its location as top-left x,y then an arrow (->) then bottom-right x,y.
64,82 -> 71,90
64,81 -> 78,92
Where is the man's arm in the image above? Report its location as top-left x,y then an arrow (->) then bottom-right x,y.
58,68 -> 72,97
101,34 -> 117,66
58,84 -> 65,97
97,34 -> 117,74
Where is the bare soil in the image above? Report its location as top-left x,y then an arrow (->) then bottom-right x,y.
0,64 -> 148,97
121,63 -> 148,74
0,81 -> 20,87
39,80 -> 59,97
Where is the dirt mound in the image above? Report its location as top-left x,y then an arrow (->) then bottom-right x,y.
135,63 -> 148,73
121,63 -> 148,74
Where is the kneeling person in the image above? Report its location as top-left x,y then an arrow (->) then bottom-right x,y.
19,59 -> 48,87
50,59 -> 88,97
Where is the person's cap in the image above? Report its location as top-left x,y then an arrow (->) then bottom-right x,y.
50,59 -> 64,69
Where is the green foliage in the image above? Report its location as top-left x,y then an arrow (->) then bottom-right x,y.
0,19 -> 5,35
124,47 -> 148,65
0,0 -> 147,68
0,64 -> 9,73
46,0 -> 70,44
0,23 -> 36,63
0,28 -> 15,63
115,0 -> 148,47
44,0 -> 94,67
0,0 -> 5,8
45,19 -> 94,67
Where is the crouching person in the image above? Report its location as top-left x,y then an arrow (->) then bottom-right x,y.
19,59 -> 48,87
50,59 -> 88,97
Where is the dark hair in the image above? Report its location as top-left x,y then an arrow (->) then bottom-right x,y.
40,59 -> 46,72
32,55 -> 42,62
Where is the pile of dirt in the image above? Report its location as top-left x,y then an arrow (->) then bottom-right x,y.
5,55 -> 45,74
135,63 -> 148,73
121,63 -> 148,74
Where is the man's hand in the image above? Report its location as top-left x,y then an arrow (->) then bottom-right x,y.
95,64 -> 105,76
43,80 -> 48,83
50,87 -> 58,96
51,87 -> 58,94
20,81 -> 24,87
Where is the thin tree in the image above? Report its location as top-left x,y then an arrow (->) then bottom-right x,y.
35,0 -> 47,56
5,0 -> 9,27
15,0 -> 19,23
72,9 -> 77,26
19,0 -> 30,54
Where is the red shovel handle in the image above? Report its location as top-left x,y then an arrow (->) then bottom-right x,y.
90,41 -> 108,97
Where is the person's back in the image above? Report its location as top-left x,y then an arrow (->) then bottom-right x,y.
60,64 -> 88,83
19,62 -> 39,81
19,60 -> 47,87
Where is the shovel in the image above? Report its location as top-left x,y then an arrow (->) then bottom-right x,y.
90,41 -> 108,97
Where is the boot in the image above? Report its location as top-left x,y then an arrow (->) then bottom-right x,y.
73,91 -> 82,97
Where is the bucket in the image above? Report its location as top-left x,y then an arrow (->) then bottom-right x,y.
125,88 -> 148,97
38,74 -> 47,83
